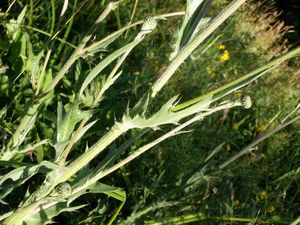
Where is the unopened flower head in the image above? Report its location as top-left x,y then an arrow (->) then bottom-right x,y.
52,182 -> 72,198
136,17 -> 157,39
141,17 -> 157,33
108,2 -> 120,11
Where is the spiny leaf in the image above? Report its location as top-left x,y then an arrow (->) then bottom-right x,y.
123,95 -> 212,129
5,199 -> 86,225
0,211 -> 13,222
69,182 -> 126,225
4,6 -> 27,42
69,182 -> 123,207
80,37 -> 148,96
0,161 -> 59,201
73,120 -> 98,143
80,17 -> 157,96
56,102 -> 93,143
40,69 -> 53,92
55,102 -> 93,159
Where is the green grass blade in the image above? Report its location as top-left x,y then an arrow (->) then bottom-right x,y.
52,0 -> 78,61
180,0 -> 213,48
106,190 -> 126,225
170,0 -> 205,59
145,213 -> 265,225
44,1 -> 120,94
219,114 -> 300,169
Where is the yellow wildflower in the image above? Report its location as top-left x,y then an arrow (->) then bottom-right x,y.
256,124 -> 265,132
218,44 -> 226,49
206,66 -> 212,74
268,205 -> 276,213
206,66 -> 216,78
233,199 -> 240,206
232,122 -> 239,130
226,144 -> 231,152
210,72 -> 216,78
257,191 -> 268,201
234,90 -> 242,98
220,50 -> 230,62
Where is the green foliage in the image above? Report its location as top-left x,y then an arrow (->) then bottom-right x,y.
0,0 -> 299,224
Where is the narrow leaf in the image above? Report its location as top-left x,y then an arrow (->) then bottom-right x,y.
60,0 -> 69,17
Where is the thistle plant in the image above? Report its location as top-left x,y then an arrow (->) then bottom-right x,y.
0,0 -> 299,224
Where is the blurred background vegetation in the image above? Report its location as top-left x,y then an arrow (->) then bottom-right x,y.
0,0 -> 299,224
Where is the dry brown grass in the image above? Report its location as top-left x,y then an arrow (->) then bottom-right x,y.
236,1 -> 293,59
